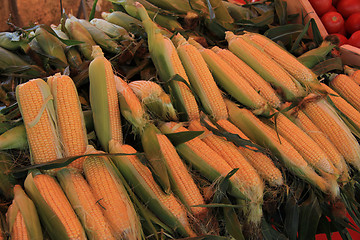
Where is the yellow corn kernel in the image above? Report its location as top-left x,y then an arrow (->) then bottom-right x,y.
173,35 -> 228,120
156,134 -> 206,218
293,109 -> 348,176
33,174 -> 86,239
330,74 -> 360,112
213,47 -> 281,108
48,74 -> 88,170
8,206 -> 29,240
302,98 -> 360,171
16,79 -> 62,165
57,168 -> 115,240
344,65 -> 360,85
83,152 -> 140,239
216,119 -> 283,186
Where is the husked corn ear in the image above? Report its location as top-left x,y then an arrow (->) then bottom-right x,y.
156,134 -> 206,217
216,119 -> 283,186
291,109 -> 348,177
269,112 -> 338,176
188,38 -> 269,116
136,3 -> 199,121
109,142 -> 196,237
83,146 -> 141,239
225,32 -> 305,101
172,34 -> 228,120
321,83 -> 360,135
344,65 -> 360,85
24,172 -> 86,240
302,98 -> 360,171
56,168 -> 115,240
188,120 -> 264,224
243,32 -> 321,90
16,79 -> 62,166
128,80 -> 178,121
159,122 -> 247,200
89,46 -> 122,151
48,73 -> 88,170
330,74 -> 360,112
114,76 -> 148,132
212,47 -> 281,109
6,185 -> 42,240
225,99 -> 330,193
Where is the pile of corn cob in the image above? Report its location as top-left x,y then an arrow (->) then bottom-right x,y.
1,1 -> 360,239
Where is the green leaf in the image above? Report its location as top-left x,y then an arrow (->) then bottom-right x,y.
274,0 -> 287,26
311,57 -> 343,76
165,131 -> 204,146
223,199 -> 245,240
261,218 -> 288,240
284,194 -> 299,240
298,191 -> 322,240
291,18 -> 322,53
236,11 -> 274,27
264,24 -> 304,46
89,0 -> 99,21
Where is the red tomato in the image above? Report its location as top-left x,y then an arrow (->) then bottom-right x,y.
321,12 -> 345,33
328,5 -> 337,12
345,13 -> 360,35
337,0 -> 360,18
309,0 -> 332,16
348,30 -> 360,48
330,33 -> 348,45
332,0 -> 340,6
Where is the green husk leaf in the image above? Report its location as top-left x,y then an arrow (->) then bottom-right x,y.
223,198 -> 245,240
298,191 -> 322,240
284,194 -> 299,240
165,131 -> 204,146
264,24 -> 304,46
0,124 -> 27,150
274,0 -> 287,26
311,57 -> 343,76
89,0 -> 98,21
0,152 -> 15,199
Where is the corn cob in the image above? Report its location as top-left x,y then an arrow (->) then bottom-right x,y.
50,24 -> 83,68
56,168 -> 115,240
302,97 -> 360,171
225,32 -> 305,101
321,83 -> 360,135
24,171 -> 86,240
188,120 -> 264,223
48,73 -> 88,170
212,46 -> 281,109
216,119 -> 284,186
344,65 -> 360,85
172,34 -> 228,121
65,17 -> 97,60
136,3 -> 200,121
90,18 -> 133,40
188,38 -> 269,116
288,108 -> 348,178
109,141 -> 196,237
83,146 -> 141,239
330,74 -> 360,112
159,122 -> 247,200
0,124 -> 27,150
6,185 -> 42,240
89,46 -> 122,151
16,79 -> 62,166
225,99 -> 331,194
115,76 -> 148,133
128,80 -> 178,121
77,18 -> 120,53
156,133 -> 207,217
242,32 -> 322,91
102,11 -> 143,32
269,112 -> 338,177
35,27 -> 68,65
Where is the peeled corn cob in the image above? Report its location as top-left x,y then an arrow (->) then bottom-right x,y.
24,171 -> 86,240
89,46 -> 122,151
83,146 -> 141,239
212,46 -> 281,109
48,73 -> 88,170
6,185 -> 42,240
109,141 -> 196,237
56,168 -> 115,240
172,34 -> 228,120
226,32 -> 305,101
330,74 -> 360,112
